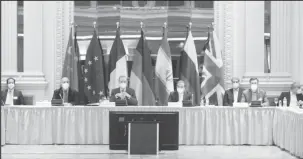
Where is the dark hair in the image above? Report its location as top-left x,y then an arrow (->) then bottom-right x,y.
249,77 -> 259,84
6,77 -> 16,84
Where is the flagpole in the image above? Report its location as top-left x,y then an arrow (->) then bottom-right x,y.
163,22 -> 167,37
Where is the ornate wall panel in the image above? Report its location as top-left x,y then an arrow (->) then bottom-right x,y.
55,1 -> 74,88
223,2 -> 233,87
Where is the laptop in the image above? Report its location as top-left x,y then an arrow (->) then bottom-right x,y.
250,101 -> 262,107
182,100 -> 193,107
115,99 -> 127,106
51,99 -> 63,106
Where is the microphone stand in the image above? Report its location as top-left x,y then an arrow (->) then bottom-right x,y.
59,93 -> 64,105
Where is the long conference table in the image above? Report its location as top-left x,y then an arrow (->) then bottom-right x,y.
1,106 -> 303,158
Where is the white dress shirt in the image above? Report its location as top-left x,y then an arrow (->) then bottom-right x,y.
5,89 -> 14,106
290,91 -> 297,106
178,93 -> 184,103
63,89 -> 69,103
233,89 -> 239,103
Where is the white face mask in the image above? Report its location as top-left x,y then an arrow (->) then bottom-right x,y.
232,83 -> 239,89
177,88 -> 184,94
119,83 -> 127,89
8,83 -> 15,90
251,84 -> 258,92
62,83 -> 69,90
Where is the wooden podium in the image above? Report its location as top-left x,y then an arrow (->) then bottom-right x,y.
128,121 -> 160,155
109,111 -> 179,151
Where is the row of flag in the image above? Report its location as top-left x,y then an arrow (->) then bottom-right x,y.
61,23 -> 224,106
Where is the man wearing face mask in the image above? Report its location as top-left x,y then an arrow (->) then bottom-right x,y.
52,77 -> 79,106
168,80 -> 192,103
296,85 -> 303,105
110,75 -> 138,106
1,77 -> 24,105
223,77 -> 244,106
278,82 -> 302,107
241,77 -> 269,106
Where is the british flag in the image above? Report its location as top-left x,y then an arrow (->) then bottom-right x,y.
201,29 -> 225,106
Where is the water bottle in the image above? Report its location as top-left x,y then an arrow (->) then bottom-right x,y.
278,100 -> 282,107
205,98 -> 209,106
200,97 -> 204,106
283,97 -> 287,107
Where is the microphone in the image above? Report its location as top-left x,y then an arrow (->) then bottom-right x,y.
191,93 -> 194,106
121,89 -> 128,106
59,93 -> 64,104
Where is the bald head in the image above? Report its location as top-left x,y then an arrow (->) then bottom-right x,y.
176,80 -> 185,93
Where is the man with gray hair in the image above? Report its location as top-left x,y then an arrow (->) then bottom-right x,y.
110,75 -> 138,106
168,80 -> 192,103
278,82 -> 301,106
223,77 -> 244,106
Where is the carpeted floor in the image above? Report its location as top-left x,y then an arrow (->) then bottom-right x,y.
1,145 -> 299,159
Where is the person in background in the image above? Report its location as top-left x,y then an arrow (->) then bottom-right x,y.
168,80 -> 192,103
52,77 -> 79,105
1,77 -> 24,105
110,75 -> 138,106
296,85 -> 303,106
278,82 -> 301,107
223,77 -> 244,106
241,77 -> 269,106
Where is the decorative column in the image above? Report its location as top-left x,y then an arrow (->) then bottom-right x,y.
54,1 -> 74,89
24,1 -> 43,73
214,1 -> 233,88
291,1 -> 303,85
271,1 -> 292,74
227,1 -> 294,96
243,1 -> 265,75
16,1 -> 48,102
1,1 -> 18,73
231,1 -> 246,80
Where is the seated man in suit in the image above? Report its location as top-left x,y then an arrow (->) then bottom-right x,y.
223,77 -> 244,106
110,75 -> 138,106
298,85 -> 303,106
168,80 -> 192,103
241,77 -> 269,106
1,77 -> 24,105
52,77 -> 79,105
279,82 -> 302,106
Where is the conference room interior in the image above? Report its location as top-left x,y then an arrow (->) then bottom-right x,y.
1,1 -> 303,159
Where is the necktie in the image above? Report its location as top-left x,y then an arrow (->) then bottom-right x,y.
63,91 -> 68,103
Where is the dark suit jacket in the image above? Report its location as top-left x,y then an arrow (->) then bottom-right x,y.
168,91 -> 192,102
223,88 -> 244,106
241,88 -> 269,106
52,88 -> 79,105
110,87 -> 138,106
278,91 -> 303,106
1,89 -> 25,105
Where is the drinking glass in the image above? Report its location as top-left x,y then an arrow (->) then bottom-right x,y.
274,98 -> 278,106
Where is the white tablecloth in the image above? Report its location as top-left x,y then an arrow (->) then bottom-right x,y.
1,106 -> 275,146
1,108 -> 5,146
273,108 -> 303,158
